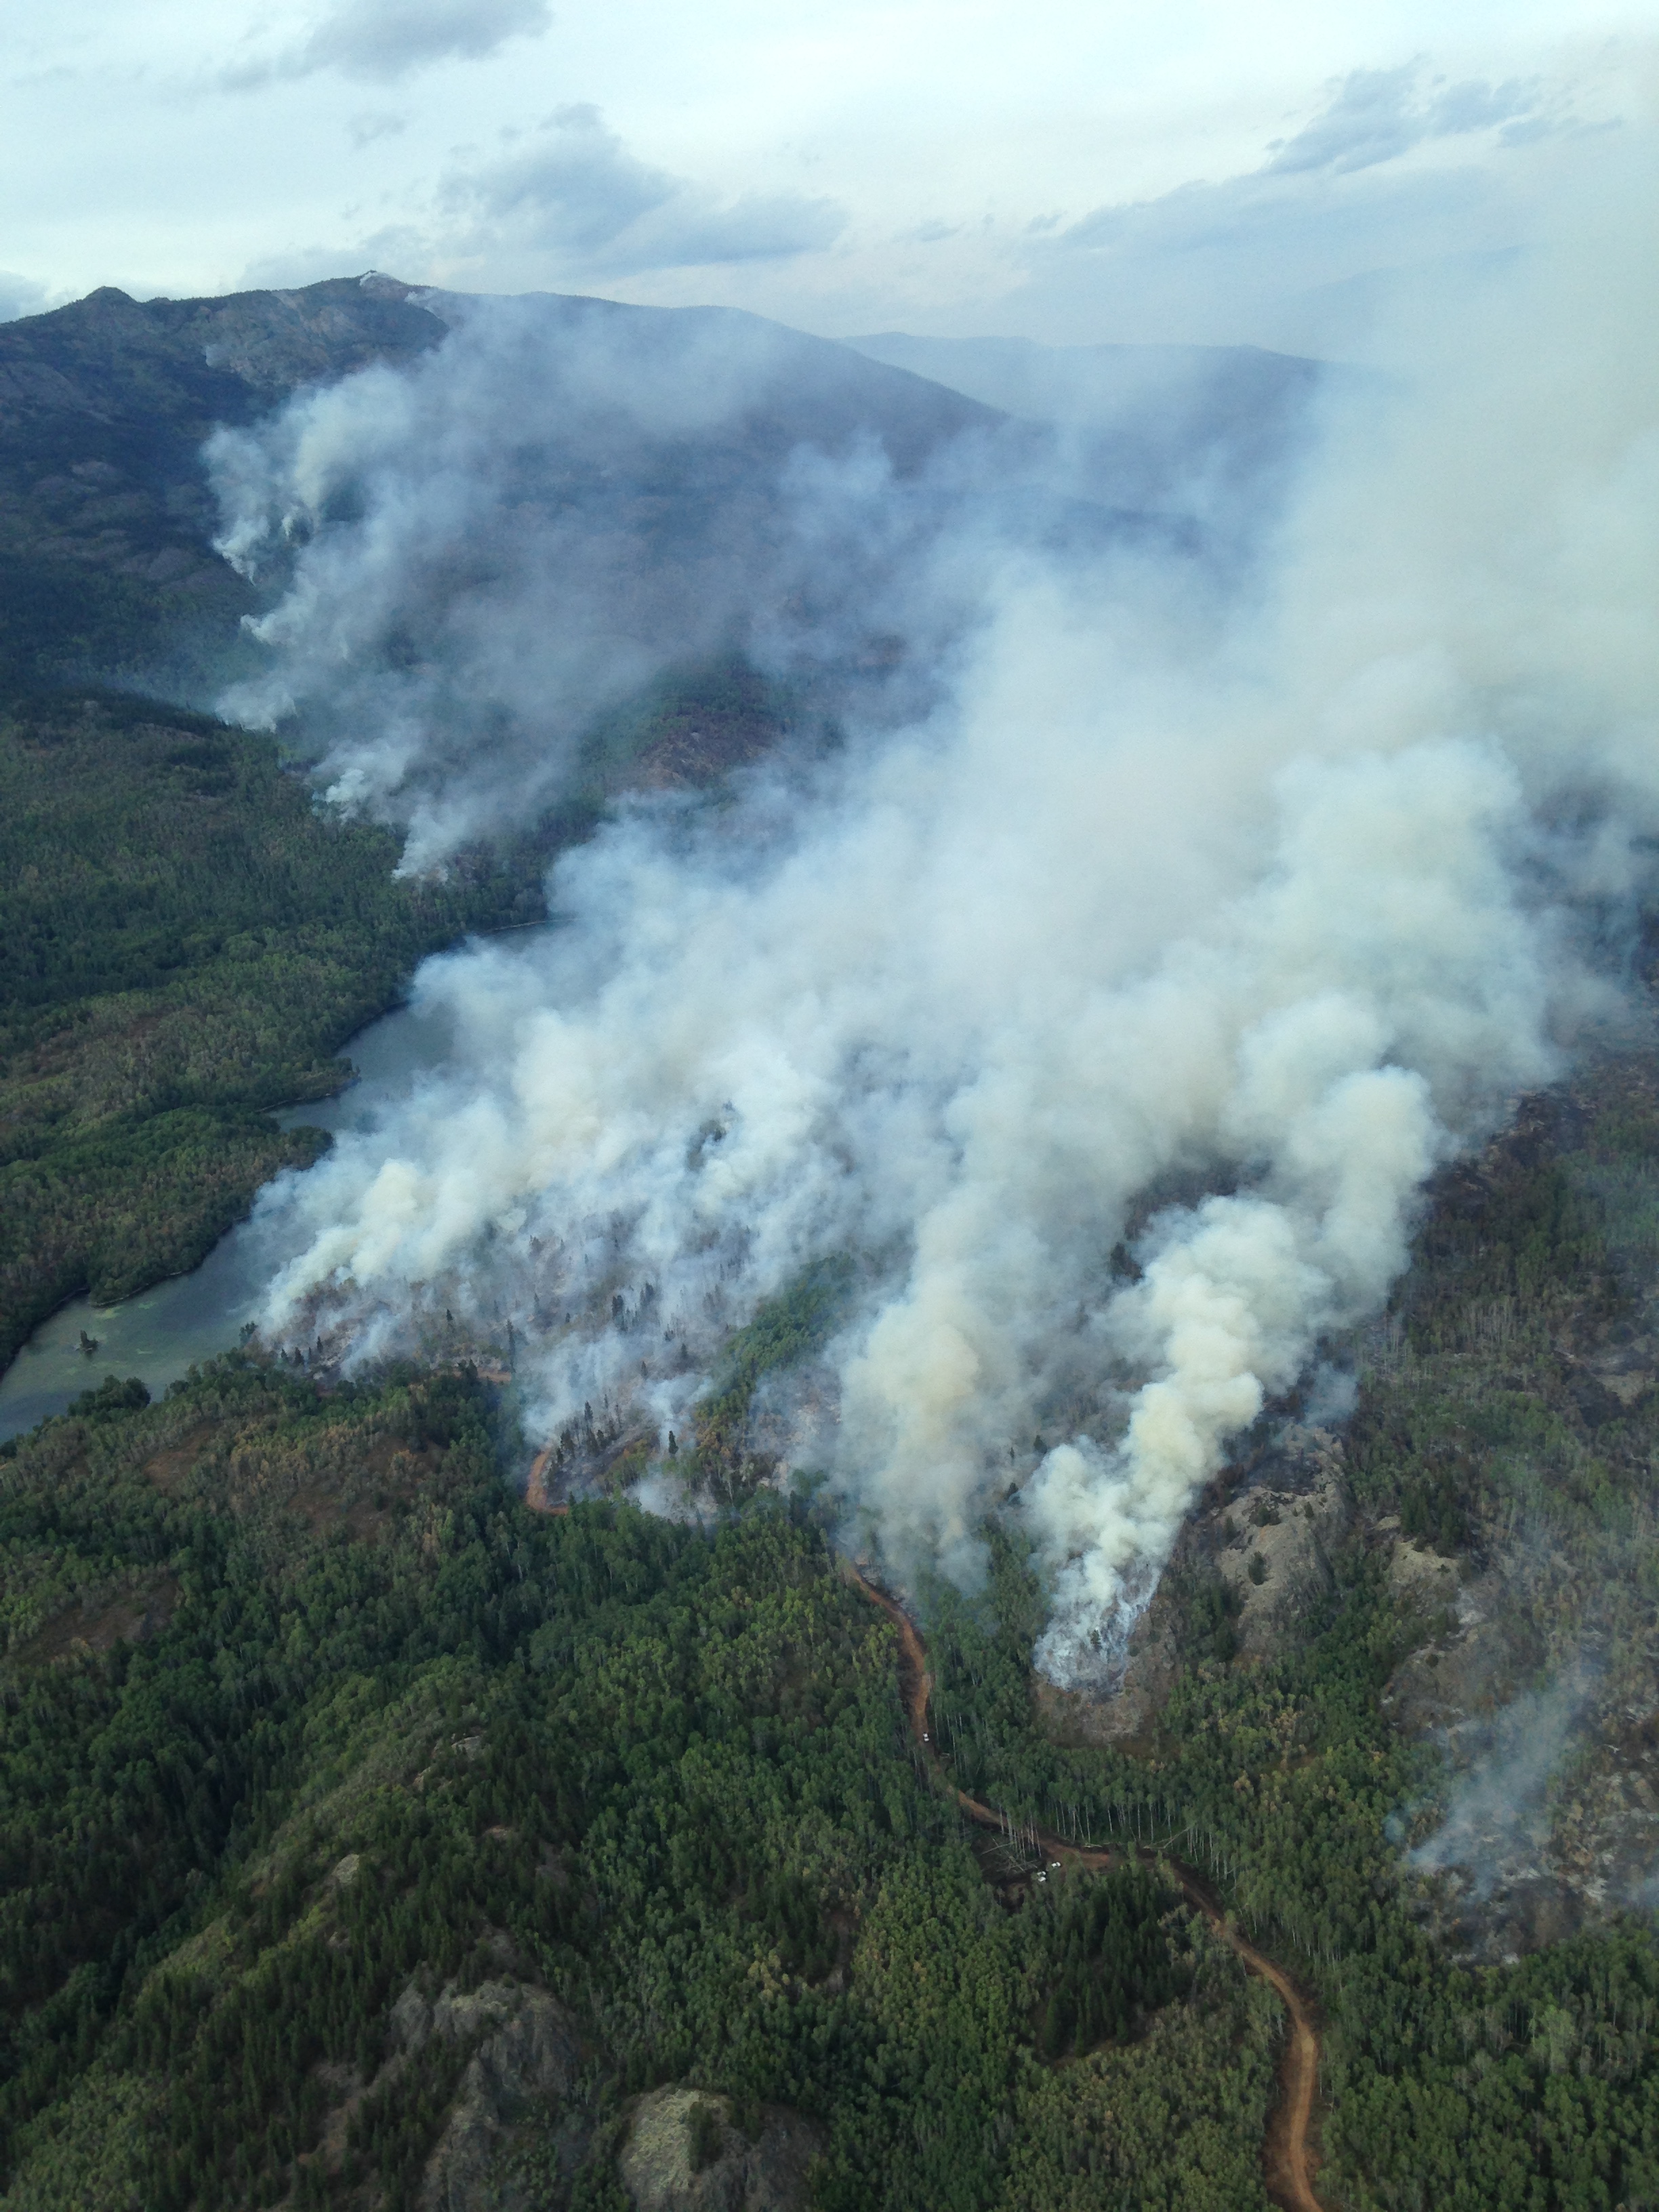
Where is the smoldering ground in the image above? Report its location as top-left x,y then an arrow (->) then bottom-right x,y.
222,171 -> 1659,1685
1402,1656 -> 1659,1955
1408,1670 -> 1598,1901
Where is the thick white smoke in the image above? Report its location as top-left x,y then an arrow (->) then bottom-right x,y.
206,289 -> 1052,872
232,180 -> 1658,1685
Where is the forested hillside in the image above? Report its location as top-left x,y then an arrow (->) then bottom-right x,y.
0,644 -> 808,1380
8,673 -> 1659,2207
0,690 -> 537,1370
0,1361 -> 1275,2211
0,269 -> 892,1380
8,1033 -> 1659,2209
917,1043 -> 1659,2209
0,276 -> 443,696
0,277 -> 556,1369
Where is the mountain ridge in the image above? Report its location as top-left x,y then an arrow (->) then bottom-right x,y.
0,273 -> 1008,701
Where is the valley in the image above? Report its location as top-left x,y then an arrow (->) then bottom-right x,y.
1,268 -> 1658,2212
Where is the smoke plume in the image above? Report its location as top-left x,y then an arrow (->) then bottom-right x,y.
222,184 -> 1659,1684
207,288 -> 1080,871
1408,1668 -> 1597,1904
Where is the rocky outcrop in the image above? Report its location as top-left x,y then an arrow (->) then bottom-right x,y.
1042,1421 -> 1355,1748
0,274 -> 443,428
384,1976 -> 579,2212
618,2087 -> 823,2212
1214,1429 -> 1353,1658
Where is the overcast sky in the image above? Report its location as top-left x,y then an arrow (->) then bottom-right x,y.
1,0 -> 1653,353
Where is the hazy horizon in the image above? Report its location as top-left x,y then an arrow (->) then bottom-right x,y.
2,3 -> 1654,361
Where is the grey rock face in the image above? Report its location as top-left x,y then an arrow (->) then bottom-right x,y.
1214,1429 -> 1353,1657
618,2087 -> 823,2212
386,1975 -> 579,2212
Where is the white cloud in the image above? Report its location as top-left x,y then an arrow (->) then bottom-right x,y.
223,0 -> 550,90
0,272 -> 49,322
1263,62 -> 1547,176
0,7 -> 1641,347
988,58 -> 1591,352
348,108 -> 407,148
441,104 -> 846,274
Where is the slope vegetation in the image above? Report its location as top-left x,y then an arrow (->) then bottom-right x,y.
8,1038 -> 1659,2207
0,276 -> 445,693
0,1363 -> 1273,2211
0,690 -> 533,1368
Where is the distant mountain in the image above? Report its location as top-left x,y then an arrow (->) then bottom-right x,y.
842,331 -> 1326,520
0,276 -> 1326,741
841,330 -> 1319,425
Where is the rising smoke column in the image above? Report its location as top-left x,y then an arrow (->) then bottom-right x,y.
230,182 -> 1659,1685
207,289 -> 1019,871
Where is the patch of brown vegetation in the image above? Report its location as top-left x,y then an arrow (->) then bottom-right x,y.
524,1446 -> 571,1513
628,705 -> 779,790
142,1421 -> 220,1495
18,1574 -> 178,1664
264,1430 -> 430,1542
286,1482 -> 396,1544
525,1446 -> 552,1510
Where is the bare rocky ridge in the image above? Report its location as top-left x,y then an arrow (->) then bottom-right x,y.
1040,1420 -> 1356,1748
0,273 -> 1006,700
617,2085 -> 823,2212
1212,1432 -> 1353,1658
0,273 -> 443,428
385,1974 -> 582,2211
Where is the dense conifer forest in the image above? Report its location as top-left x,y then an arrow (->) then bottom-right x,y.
7,1048 -> 1659,2207
0,1361 -> 1278,2209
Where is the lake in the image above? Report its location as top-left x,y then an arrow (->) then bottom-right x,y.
0,987 -> 464,1443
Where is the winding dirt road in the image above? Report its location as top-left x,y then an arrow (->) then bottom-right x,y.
844,1565 -> 1327,2212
